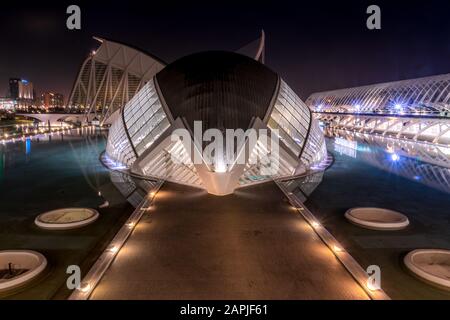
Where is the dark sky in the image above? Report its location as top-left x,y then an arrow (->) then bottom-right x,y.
1,0 -> 450,100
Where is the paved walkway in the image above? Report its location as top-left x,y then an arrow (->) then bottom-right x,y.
91,182 -> 368,299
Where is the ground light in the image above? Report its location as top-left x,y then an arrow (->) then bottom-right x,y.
79,282 -> 92,293
274,179 -> 390,300
311,221 -> 321,229
69,180 -> 164,300
107,246 -> 119,254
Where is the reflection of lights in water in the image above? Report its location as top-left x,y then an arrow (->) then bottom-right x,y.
328,130 -> 450,194
25,138 -> 31,155
335,137 -> 357,149
334,143 -> 356,158
390,153 -> 400,161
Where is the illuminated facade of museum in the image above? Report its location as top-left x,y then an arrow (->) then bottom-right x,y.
104,51 -> 326,195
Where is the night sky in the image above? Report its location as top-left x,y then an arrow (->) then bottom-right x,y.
1,0 -> 450,101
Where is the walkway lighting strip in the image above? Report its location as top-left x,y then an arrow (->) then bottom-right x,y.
275,180 -> 390,300
68,180 -> 164,300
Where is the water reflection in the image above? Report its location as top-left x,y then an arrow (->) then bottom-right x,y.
326,128 -> 450,169
280,171 -> 325,202
110,171 -> 160,208
327,129 -> 450,194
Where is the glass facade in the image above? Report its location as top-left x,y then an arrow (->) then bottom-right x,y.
267,79 -> 327,167
300,118 -> 327,166
106,79 -> 170,167
268,80 -> 310,156
105,73 -> 327,192
105,114 -> 136,167
123,80 -> 170,156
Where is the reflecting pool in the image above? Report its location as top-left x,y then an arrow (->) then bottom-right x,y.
305,134 -> 450,299
0,129 -> 135,299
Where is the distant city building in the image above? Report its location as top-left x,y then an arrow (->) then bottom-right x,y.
0,97 -> 16,119
9,78 -> 35,108
0,97 -> 16,111
40,92 -> 64,110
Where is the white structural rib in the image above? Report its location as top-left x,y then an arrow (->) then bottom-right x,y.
105,74 -> 327,195
254,30 -> 265,64
235,30 -> 266,64
307,73 -> 450,147
307,73 -> 450,116
68,37 -> 166,122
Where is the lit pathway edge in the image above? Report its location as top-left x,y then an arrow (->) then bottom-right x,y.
68,180 -> 165,300
274,179 -> 391,300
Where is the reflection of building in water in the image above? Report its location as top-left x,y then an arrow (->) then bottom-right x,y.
327,128 -> 450,169
307,73 -> 450,146
328,131 -> 450,194
110,171 -> 159,207
334,142 -> 357,158
277,171 -> 324,203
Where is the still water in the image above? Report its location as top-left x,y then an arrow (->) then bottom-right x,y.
305,133 -> 450,299
0,129 -> 135,299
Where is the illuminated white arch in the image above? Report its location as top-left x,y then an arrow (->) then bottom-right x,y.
68,37 -> 166,122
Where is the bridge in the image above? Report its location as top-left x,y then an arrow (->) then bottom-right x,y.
16,113 -> 98,126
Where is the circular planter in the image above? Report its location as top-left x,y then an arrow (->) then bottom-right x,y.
345,207 -> 409,230
35,208 -> 99,230
0,250 -> 47,292
404,249 -> 450,290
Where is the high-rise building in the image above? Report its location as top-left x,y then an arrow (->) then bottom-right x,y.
40,92 -> 64,110
9,78 -> 35,108
9,78 -> 20,99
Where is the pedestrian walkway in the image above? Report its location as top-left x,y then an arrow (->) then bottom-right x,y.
91,182 -> 368,299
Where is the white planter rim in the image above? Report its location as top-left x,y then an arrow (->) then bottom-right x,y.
404,249 -> 450,290
0,250 -> 47,292
35,208 -> 99,230
345,207 -> 409,230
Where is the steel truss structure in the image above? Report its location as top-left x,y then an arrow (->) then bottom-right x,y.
307,73 -> 450,146
69,33 -> 267,124
306,73 -> 450,116
68,37 -> 166,121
